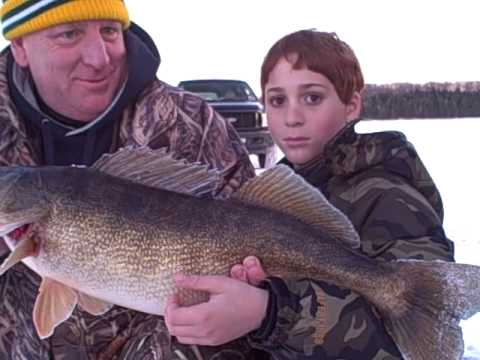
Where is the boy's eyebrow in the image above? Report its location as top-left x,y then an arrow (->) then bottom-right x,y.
299,83 -> 328,90
265,87 -> 284,93
266,83 -> 328,93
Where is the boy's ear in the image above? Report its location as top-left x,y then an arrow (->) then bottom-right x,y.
10,38 -> 30,68
345,91 -> 362,123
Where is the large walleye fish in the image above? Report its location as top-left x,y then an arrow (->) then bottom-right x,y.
0,147 -> 479,360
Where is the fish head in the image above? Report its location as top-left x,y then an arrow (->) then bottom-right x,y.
0,167 -> 49,245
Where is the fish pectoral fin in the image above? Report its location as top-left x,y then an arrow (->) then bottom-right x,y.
232,165 -> 361,248
78,292 -> 113,315
0,232 -> 37,276
33,278 -> 78,339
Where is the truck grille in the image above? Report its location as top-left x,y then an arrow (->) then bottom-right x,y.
219,112 -> 258,128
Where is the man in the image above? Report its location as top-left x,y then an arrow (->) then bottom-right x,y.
0,1 -> 256,358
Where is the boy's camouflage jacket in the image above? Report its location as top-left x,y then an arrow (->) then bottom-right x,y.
248,123 -> 455,359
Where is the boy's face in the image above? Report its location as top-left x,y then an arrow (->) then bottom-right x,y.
264,57 -> 361,165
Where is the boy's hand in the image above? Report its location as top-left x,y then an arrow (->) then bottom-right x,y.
230,256 -> 267,285
165,274 -> 268,346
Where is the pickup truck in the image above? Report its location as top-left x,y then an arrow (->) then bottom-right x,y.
178,79 -> 276,168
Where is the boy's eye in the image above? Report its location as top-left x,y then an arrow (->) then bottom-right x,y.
268,95 -> 286,107
304,93 -> 323,104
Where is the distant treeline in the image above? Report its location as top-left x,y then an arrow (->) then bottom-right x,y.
361,82 -> 480,119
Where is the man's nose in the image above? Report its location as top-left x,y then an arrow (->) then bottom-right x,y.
81,33 -> 110,69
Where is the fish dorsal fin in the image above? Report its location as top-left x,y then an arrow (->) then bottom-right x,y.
33,278 -> 78,339
0,232 -> 37,275
91,147 -> 221,197
78,292 -> 113,316
232,165 -> 360,248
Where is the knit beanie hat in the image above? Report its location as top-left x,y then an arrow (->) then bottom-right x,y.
1,0 -> 130,40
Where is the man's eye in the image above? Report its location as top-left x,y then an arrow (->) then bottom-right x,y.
268,96 -> 285,107
59,30 -> 79,40
101,26 -> 120,40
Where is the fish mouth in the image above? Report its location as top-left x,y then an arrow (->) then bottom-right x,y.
0,222 -> 31,242
7,224 -> 31,241
0,222 -> 26,237
2,223 -> 41,258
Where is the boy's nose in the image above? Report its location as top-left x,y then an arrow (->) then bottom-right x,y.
285,104 -> 306,127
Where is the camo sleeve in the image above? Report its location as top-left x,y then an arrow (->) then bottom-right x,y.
248,175 -> 454,359
168,90 -> 256,197
202,104 -> 257,197
125,82 -> 256,197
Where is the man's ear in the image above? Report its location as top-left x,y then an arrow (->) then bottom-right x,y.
10,38 -> 29,68
345,91 -> 362,123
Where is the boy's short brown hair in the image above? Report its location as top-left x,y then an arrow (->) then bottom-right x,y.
261,30 -> 364,104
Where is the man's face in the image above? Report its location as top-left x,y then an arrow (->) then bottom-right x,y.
11,20 -> 127,122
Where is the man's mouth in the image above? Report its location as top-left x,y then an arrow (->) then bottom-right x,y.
79,77 -> 108,84
74,75 -> 111,87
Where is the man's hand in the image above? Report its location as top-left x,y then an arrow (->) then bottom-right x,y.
230,256 -> 267,285
165,274 -> 268,346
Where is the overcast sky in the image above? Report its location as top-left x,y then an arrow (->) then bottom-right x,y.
0,0 -> 478,95
126,0 -> 480,94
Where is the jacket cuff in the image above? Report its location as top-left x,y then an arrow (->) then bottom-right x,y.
249,275 -> 300,343
249,277 -> 278,340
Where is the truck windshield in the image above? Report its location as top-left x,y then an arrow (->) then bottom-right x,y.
179,81 -> 258,102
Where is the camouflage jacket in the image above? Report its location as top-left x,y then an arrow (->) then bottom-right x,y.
248,123 -> 455,359
0,29 -> 259,359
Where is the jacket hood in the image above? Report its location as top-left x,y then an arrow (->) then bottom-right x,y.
281,121 -> 419,179
280,122 -> 444,219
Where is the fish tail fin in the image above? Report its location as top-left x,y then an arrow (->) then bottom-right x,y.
378,260 -> 480,360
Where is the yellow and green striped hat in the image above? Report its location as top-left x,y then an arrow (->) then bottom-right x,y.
1,0 -> 130,40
